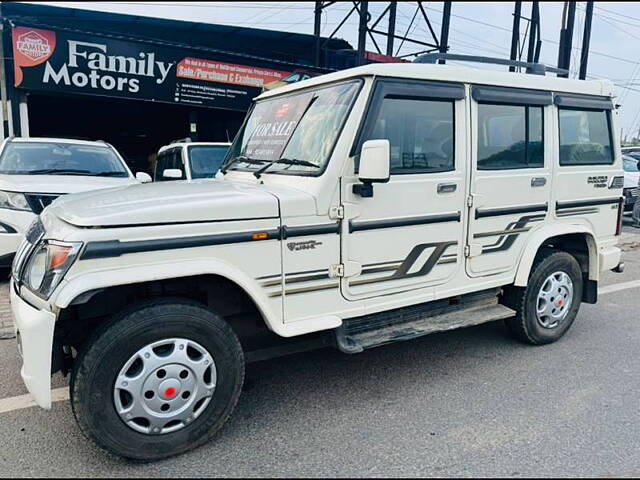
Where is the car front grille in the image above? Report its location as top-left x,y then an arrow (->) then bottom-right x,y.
24,193 -> 62,214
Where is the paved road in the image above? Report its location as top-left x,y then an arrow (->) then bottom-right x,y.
0,238 -> 639,477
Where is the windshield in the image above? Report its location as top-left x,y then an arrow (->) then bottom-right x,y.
224,80 -> 361,175
0,142 -> 130,176
623,155 -> 640,172
188,145 -> 229,179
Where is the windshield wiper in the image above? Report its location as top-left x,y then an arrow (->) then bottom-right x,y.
220,155 -> 267,175
253,158 -> 320,179
26,169 -> 93,175
86,171 -> 128,177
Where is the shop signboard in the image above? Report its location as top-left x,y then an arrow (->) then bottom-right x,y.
11,25 -> 291,110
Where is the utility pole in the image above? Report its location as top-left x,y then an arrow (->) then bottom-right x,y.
314,1 -> 322,67
438,1 -> 452,64
526,1 -> 540,64
509,1 -> 522,72
579,1 -> 594,80
386,1 -> 397,56
357,1 -> 369,65
557,1 -> 576,77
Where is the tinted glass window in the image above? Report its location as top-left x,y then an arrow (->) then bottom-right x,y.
0,142 -> 129,177
362,97 -> 454,173
559,109 -> 613,165
155,148 -> 184,181
477,104 -> 544,170
188,145 -> 229,179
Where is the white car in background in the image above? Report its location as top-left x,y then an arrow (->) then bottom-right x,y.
155,140 -> 231,181
623,154 -> 640,210
0,137 -> 150,266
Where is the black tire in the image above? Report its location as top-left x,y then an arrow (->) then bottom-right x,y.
70,298 -> 244,461
504,250 -> 583,345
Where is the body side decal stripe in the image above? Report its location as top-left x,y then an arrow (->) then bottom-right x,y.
81,228 -> 282,260
82,222 -> 340,260
556,197 -> 620,210
281,222 -> 340,239
475,204 -> 548,219
349,212 -> 461,233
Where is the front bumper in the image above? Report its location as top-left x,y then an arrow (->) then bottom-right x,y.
10,281 -> 56,409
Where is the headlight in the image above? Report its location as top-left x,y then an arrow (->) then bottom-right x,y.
0,190 -> 31,212
23,240 -> 82,298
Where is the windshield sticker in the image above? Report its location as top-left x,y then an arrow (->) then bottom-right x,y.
243,93 -> 314,161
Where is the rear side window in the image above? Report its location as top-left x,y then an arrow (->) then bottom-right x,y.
558,109 -> 613,165
362,96 -> 455,174
477,104 -> 544,170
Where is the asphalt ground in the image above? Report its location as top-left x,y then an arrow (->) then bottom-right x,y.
0,228 -> 639,477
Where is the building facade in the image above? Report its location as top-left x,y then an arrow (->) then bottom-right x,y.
0,2 -> 354,173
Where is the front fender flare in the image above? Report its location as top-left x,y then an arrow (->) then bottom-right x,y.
513,224 -> 597,287
54,258 -> 286,333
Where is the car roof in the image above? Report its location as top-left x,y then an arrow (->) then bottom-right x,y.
7,137 -> 113,147
158,142 -> 231,153
256,63 -> 614,100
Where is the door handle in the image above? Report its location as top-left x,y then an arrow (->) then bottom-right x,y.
531,177 -> 547,187
437,183 -> 457,194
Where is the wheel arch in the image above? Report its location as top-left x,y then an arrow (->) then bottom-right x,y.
54,259 -> 283,335
514,225 -> 598,287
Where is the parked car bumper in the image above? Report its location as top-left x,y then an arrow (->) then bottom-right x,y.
623,187 -> 639,210
10,281 -> 56,409
0,209 -> 37,261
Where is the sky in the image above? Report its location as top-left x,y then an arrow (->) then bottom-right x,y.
35,1 -> 640,140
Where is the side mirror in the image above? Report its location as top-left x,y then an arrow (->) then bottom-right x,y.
135,172 -> 152,183
162,168 -> 182,180
354,139 -> 390,197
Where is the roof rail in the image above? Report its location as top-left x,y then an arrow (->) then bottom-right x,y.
171,137 -> 192,144
413,53 -> 569,76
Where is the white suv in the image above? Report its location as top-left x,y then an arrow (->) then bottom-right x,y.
10,57 -> 624,460
154,141 -> 230,181
0,137 -> 150,266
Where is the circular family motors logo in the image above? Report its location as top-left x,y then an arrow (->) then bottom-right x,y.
16,30 -> 52,61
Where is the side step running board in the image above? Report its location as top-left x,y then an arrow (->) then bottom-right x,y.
335,289 -> 515,354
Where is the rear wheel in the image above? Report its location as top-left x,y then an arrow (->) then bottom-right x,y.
70,299 -> 244,461
504,250 -> 583,345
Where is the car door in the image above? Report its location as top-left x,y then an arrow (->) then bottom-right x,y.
155,148 -> 185,181
466,86 -> 553,277
553,94 -> 622,238
341,79 -> 467,301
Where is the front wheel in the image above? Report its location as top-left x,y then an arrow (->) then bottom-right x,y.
70,299 -> 244,460
504,250 -> 583,345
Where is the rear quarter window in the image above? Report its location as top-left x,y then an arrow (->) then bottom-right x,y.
559,108 -> 614,166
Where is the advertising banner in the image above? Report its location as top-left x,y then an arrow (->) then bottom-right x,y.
12,25 -> 291,111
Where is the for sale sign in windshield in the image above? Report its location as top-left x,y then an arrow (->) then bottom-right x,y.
12,25 -> 290,111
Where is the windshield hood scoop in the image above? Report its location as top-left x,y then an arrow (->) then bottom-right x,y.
48,180 -> 280,227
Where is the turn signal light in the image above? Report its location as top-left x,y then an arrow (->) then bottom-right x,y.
49,244 -> 74,268
251,232 -> 269,240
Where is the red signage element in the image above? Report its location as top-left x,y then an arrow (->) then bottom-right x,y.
365,51 -> 409,64
275,103 -> 290,118
12,26 -> 56,87
176,57 -> 290,89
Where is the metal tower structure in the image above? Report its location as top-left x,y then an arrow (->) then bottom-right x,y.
313,1 -> 452,67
